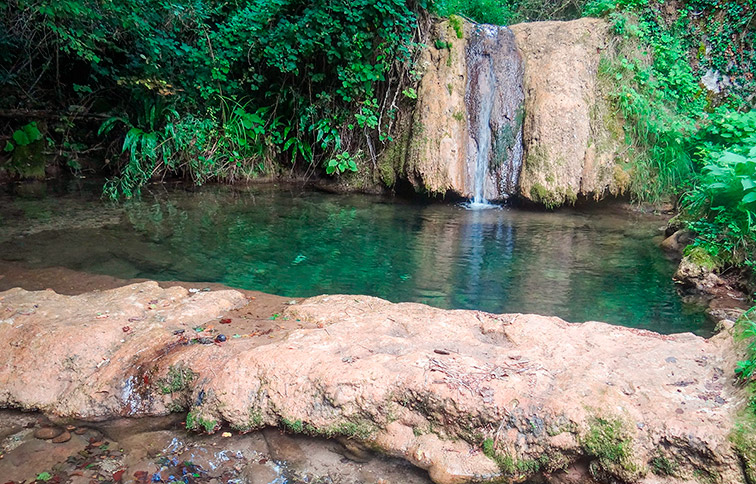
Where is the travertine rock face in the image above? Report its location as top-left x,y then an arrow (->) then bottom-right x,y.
387,17 -> 627,206
511,18 -> 627,207
398,19 -> 469,197
0,283 -> 748,483
388,18 -> 524,202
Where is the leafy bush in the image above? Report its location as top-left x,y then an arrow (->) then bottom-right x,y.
736,307 -> 756,381
683,147 -> 756,268
2,0 -> 427,197
431,0 -> 587,24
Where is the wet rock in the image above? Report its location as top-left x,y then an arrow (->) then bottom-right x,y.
660,229 -> 694,254
336,437 -> 373,463
52,430 -> 72,443
386,17 -> 523,202
263,428 -> 307,468
241,461 -> 280,484
34,426 -> 63,440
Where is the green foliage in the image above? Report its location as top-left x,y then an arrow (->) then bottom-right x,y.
325,151 -> 359,175
735,307 -> 756,381
36,472 -> 53,482
431,0 -> 587,24
585,0 -> 756,202
4,122 -> 43,152
3,0 -> 425,196
683,147 -> 756,268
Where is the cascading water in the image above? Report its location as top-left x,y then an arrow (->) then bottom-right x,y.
464,24 -> 525,208
471,57 -> 496,205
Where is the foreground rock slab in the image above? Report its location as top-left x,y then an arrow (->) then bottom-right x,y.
0,283 -> 749,483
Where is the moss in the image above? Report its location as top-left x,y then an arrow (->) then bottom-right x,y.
564,188 -> 578,205
452,111 -> 465,122
379,121 -> 411,188
481,438 -> 550,477
448,15 -> 464,39
231,409 -> 264,432
683,245 -> 723,271
650,456 -> 678,476
9,141 -> 47,179
281,417 -> 304,433
168,401 -> 186,413
281,417 -> 376,440
157,365 -> 195,394
730,404 -> 756,483
692,468 -> 719,484
581,416 -> 642,481
186,411 -> 217,433
447,83 -> 453,95
529,183 -> 563,209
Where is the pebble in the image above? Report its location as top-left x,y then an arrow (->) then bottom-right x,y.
34,426 -> 63,440
52,431 -> 72,443
74,427 -> 88,435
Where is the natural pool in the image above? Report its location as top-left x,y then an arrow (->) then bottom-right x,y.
0,181 -> 711,335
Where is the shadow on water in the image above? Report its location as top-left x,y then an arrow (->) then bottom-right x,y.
0,182 -> 712,335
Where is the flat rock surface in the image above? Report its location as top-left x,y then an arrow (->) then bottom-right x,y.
0,283 -> 748,483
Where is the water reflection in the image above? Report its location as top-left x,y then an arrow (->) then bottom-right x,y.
0,184 -> 711,335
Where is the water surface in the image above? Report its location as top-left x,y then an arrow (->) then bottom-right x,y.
0,182 -> 711,335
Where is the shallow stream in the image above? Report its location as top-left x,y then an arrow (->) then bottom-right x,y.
0,181 -> 711,335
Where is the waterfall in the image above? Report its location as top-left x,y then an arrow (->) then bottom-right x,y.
465,24 -> 525,206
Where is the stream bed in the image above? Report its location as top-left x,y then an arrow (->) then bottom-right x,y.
0,180 -> 711,335
0,410 -> 430,484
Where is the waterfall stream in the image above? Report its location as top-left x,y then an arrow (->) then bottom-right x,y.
465,24 -> 525,206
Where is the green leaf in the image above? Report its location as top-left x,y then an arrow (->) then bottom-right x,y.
12,130 -> 29,146
3,141 -> 13,152
742,192 -> 756,204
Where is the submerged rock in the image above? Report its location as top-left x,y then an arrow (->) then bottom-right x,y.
0,282 -> 749,483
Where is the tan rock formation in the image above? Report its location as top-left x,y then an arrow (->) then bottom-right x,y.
0,283 -> 749,483
396,18 -> 469,196
511,18 -> 627,207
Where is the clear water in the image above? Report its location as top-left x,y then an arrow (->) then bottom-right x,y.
0,182 -> 711,335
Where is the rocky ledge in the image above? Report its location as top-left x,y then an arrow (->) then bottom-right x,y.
0,282 -> 750,483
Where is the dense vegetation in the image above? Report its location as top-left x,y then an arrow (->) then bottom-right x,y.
1,0 -> 428,197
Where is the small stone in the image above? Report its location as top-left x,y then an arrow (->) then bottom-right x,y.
52,430 -> 72,443
222,432 -> 232,438
34,426 -> 63,440
74,427 -> 88,435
